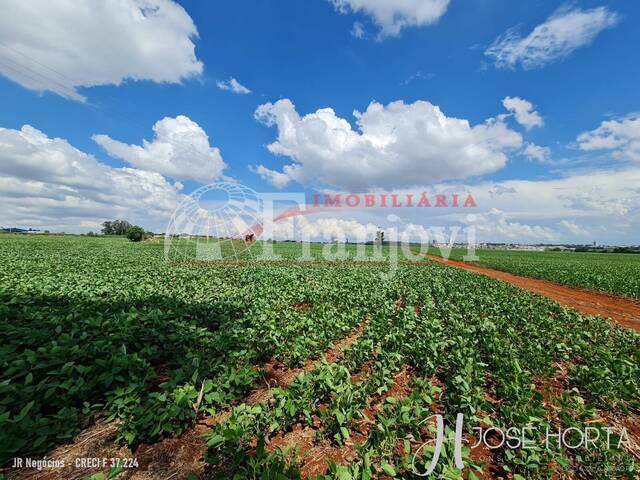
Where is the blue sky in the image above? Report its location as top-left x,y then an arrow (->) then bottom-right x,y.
1,0 -> 639,243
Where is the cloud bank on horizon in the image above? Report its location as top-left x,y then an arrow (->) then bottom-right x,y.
0,0 -> 638,244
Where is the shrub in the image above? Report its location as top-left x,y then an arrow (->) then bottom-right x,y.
126,226 -> 145,242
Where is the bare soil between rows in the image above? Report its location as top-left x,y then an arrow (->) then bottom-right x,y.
4,319 -> 368,480
426,255 -> 640,333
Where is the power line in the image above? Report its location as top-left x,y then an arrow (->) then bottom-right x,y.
0,43 -> 78,85
0,54 -> 79,99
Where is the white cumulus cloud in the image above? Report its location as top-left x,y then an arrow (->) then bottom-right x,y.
485,5 -> 619,70
216,77 -> 252,94
329,0 -> 450,37
93,115 -> 226,183
503,96 -> 543,130
274,216 -> 379,242
523,143 -> 551,163
454,168 -> 640,243
558,220 -> 590,237
0,124 -> 183,232
466,208 -> 558,242
577,116 -> 640,162
273,215 -> 449,245
253,98 -> 522,190
354,166 -> 640,244
251,165 -> 292,189
0,0 -> 203,101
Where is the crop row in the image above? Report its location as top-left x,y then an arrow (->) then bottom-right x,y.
204,262 -> 640,478
0,236 -> 398,461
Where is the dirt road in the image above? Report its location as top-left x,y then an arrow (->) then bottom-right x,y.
426,255 -> 640,333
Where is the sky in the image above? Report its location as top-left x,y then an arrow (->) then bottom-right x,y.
0,0 -> 639,244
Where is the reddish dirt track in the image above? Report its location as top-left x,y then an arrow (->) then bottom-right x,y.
426,255 -> 640,333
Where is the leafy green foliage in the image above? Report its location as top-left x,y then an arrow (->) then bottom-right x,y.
0,235 -> 395,461
125,226 -> 145,242
0,235 -> 637,479
434,247 -> 640,299
101,220 -> 132,236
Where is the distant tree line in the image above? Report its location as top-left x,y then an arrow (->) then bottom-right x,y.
573,246 -> 640,254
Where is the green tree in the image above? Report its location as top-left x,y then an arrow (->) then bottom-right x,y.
101,220 -> 113,235
126,226 -> 145,242
102,220 -> 133,235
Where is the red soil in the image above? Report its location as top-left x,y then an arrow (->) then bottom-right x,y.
245,318 -> 367,405
426,255 -> 640,333
7,319 -> 369,480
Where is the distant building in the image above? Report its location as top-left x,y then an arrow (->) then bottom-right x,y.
0,227 -> 40,233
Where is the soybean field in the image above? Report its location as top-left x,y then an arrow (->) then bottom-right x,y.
431,248 -> 640,300
0,235 -> 638,479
